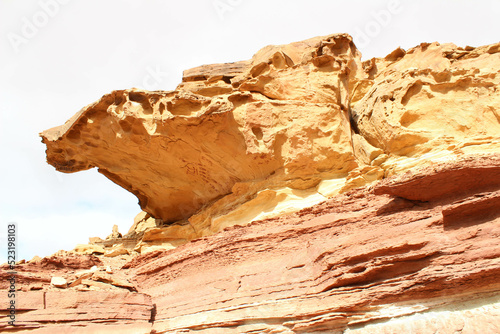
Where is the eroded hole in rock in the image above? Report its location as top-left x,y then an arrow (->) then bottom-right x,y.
250,62 -> 269,78
401,81 -> 423,105
158,103 -> 166,115
350,265 -> 367,273
349,108 -> 360,135
119,120 -> 132,133
66,130 -> 81,143
129,91 -> 148,104
129,91 -> 153,115
114,94 -> 124,106
252,126 -> 264,140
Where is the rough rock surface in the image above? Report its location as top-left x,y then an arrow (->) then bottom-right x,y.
41,34 -> 361,236
0,254 -> 153,333
11,33 -> 499,332
40,34 -> 500,254
0,291 -> 153,333
124,156 -> 500,333
2,155 -> 500,332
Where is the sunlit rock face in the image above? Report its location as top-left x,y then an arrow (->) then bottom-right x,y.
6,155 -> 500,333
351,42 -> 500,174
30,33 -> 500,333
41,34 -> 499,254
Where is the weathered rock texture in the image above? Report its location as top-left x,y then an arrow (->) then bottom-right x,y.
0,254 -> 154,333
2,155 -> 500,332
40,34 -> 500,254
11,33 -> 498,332
129,156 -> 500,333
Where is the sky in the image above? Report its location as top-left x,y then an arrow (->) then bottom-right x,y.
0,0 -> 499,263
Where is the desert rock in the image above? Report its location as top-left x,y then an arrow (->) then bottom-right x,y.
122,155 -> 500,333
41,34 -> 500,255
106,224 -> 122,239
50,277 -> 67,288
0,291 -> 154,333
73,243 -> 105,255
5,155 -> 498,332
21,33 -> 500,332
104,244 -> 130,257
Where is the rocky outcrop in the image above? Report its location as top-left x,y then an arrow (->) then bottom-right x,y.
3,155 -> 500,332
0,254 -> 154,333
40,34 -> 500,254
122,155 -> 500,333
351,42 -> 500,174
40,35 -> 363,245
0,291 -> 153,333
22,33 -> 500,332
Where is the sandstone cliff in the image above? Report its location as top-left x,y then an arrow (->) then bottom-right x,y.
40,34 -> 500,255
1,34 -> 498,332
2,156 -> 499,333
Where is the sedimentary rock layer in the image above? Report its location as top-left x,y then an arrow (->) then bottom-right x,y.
0,254 -> 154,333
0,291 -> 153,333
4,155 -> 499,332
27,33 -> 500,332
121,155 -> 500,333
40,34 -> 500,254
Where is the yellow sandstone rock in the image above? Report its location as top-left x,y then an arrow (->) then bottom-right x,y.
106,224 -> 122,240
73,244 -> 105,255
41,34 -> 500,253
104,244 -> 129,257
352,42 -> 500,164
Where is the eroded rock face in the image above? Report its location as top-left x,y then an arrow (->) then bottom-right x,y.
0,291 -> 153,333
352,42 -> 500,170
41,34 -> 360,226
0,254 -> 153,333
30,34 -> 500,331
40,34 -> 500,254
4,155 -> 499,332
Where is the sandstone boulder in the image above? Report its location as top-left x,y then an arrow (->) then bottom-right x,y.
50,276 -> 67,288
104,244 -> 130,257
73,243 -> 105,255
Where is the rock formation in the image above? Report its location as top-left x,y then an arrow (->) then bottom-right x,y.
1,33 -> 499,332
2,156 -> 499,332
40,34 -> 500,254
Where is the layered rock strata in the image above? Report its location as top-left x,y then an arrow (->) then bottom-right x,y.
40,34 -> 500,254
0,254 -> 154,333
10,33 -> 498,332
2,155 -> 500,332
125,156 -> 500,333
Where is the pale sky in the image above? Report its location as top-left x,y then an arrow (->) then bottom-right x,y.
1,0 -> 499,263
